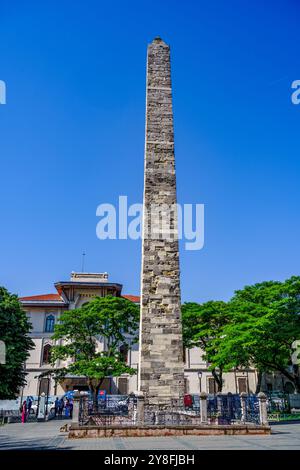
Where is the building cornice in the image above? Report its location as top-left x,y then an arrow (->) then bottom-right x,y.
21,301 -> 67,307
54,281 -> 123,289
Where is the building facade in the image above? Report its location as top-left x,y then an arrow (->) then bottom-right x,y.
20,271 -> 290,399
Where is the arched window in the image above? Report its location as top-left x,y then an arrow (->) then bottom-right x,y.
45,314 -> 55,333
42,344 -> 52,364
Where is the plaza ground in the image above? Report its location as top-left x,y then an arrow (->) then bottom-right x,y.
0,420 -> 300,450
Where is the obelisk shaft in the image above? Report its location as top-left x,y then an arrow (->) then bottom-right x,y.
138,37 -> 185,405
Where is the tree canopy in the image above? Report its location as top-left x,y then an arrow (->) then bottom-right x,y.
182,276 -> 300,393
182,300 -> 230,391
50,295 -> 140,407
209,276 -> 300,392
0,287 -> 34,399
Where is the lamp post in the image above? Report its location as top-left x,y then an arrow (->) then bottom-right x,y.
36,379 -> 42,418
198,371 -> 202,394
45,377 -> 50,417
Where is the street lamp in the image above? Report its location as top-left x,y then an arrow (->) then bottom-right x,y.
198,371 -> 202,394
45,377 -> 50,416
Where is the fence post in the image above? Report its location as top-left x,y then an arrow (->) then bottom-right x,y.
72,390 -> 81,425
216,392 -> 223,421
200,391 -> 208,424
240,392 -> 248,423
258,392 -> 268,425
135,391 -> 145,425
227,392 -> 233,418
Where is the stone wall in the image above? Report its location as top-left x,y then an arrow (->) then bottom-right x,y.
68,424 -> 271,439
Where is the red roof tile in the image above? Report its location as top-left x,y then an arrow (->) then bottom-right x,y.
20,293 -> 140,303
19,293 -> 63,301
122,295 -> 140,303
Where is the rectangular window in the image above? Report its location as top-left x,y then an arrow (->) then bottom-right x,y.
238,377 -> 248,394
118,377 -> 128,395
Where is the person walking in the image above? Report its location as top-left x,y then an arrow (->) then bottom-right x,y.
54,397 -> 59,418
65,398 -> 70,418
21,400 -> 27,423
69,400 -> 73,419
26,397 -> 32,418
58,398 -> 64,419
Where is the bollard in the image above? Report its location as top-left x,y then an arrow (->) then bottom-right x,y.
240,392 -> 248,423
258,392 -> 268,425
200,391 -> 208,424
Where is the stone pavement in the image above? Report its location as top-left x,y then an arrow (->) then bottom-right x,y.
0,420 -> 300,450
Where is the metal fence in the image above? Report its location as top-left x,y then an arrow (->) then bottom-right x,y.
266,392 -> 291,413
79,395 -> 133,425
206,394 -> 260,425
78,393 -> 261,426
143,400 -> 201,426
266,393 -> 300,422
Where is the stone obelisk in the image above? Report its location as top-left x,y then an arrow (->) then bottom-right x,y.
138,37 -> 185,406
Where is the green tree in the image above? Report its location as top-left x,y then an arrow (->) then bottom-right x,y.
182,300 -> 230,392
0,287 -> 34,399
210,276 -> 300,392
50,295 -> 139,410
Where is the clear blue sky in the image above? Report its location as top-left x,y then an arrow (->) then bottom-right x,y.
0,0 -> 299,302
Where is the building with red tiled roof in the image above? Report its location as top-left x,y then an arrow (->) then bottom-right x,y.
20,292 -> 140,305
20,293 -> 63,301
19,272 -> 140,397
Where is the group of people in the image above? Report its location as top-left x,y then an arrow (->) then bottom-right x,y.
20,397 -> 32,423
20,395 -> 73,423
54,397 -> 73,419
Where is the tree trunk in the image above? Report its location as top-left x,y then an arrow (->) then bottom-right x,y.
255,370 -> 263,394
92,387 -> 98,413
212,368 -> 223,392
292,370 -> 300,393
87,378 -> 97,413
91,378 -> 105,413
293,365 -> 300,393
87,383 -> 96,413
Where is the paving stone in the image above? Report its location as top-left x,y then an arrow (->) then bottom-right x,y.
1,421 -> 300,449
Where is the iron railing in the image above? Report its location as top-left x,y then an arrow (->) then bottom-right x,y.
78,393 -> 261,426
207,394 -> 260,425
